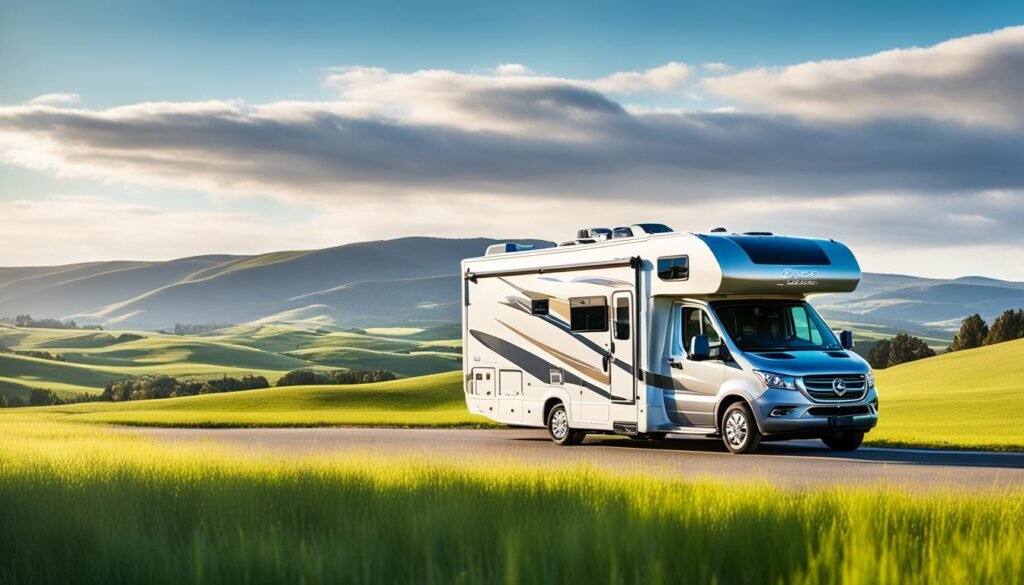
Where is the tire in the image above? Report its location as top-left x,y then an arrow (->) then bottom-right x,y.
821,431 -> 864,451
721,402 -> 761,454
547,403 -> 586,446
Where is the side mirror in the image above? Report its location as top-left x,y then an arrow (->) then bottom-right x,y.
839,330 -> 854,350
689,335 -> 711,361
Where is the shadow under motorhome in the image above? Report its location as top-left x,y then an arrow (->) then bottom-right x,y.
461,229 -> 878,454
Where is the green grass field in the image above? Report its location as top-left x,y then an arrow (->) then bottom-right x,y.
868,338 -> 1024,450
1,418 -> 1023,584
28,371 -> 489,427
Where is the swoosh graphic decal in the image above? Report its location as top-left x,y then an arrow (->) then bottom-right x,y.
469,329 -> 610,398
496,319 -> 609,384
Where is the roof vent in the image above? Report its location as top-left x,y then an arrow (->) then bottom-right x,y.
742,232 -> 774,236
485,243 -> 535,256
710,227 -> 728,233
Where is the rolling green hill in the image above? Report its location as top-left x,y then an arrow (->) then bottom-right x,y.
869,338 -> 1024,450
0,322 -> 462,401
31,371 -> 487,427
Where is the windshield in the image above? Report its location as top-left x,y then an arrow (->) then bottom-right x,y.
711,301 -> 841,352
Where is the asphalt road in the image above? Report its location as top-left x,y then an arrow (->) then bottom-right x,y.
137,427 -> 1024,491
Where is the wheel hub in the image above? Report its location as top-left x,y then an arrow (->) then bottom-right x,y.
551,410 -> 568,440
725,411 -> 748,448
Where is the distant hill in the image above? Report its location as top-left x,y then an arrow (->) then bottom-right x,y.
813,272 -> 1024,341
0,238 -> 549,330
2,237 -> 1023,337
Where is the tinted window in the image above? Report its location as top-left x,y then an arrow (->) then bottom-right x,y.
570,297 -> 608,332
726,236 -> 831,265
712,301 -> 840,352
613,296 -> 630,340
658,256 -> 689,280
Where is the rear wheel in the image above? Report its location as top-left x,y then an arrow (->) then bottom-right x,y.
722,402 -> 761,454
547,403 -> 585,446
821,431 -> 864,451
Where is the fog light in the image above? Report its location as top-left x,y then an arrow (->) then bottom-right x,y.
770,406 -> 795,417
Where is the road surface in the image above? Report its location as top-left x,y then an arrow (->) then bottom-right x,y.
137,427 -> 1024,491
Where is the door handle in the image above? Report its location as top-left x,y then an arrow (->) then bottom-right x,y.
667,358 -> 683,370
602,354 -> 610,372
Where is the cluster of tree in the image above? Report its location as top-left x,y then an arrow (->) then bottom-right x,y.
0,346 -> 65,361
0,389 -> 95,408
949,309 -> 1024,352
866,333 -> 936,369
13,314 -> 79,329
101,374 -> 270,402
276,369 -> 398,387
171,323 -> 233,336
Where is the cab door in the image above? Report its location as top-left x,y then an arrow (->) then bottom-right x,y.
669,305 -> 725,427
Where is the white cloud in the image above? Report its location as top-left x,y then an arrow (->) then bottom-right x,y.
27,93 -> 81,106
701,62 -> 732,72
494,63 -> 534,76
2,40 -> 1024,276
704,26 -> 1024,127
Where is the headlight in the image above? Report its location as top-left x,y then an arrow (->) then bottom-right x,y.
866,370 -> 875,389
753,370 -> 797,391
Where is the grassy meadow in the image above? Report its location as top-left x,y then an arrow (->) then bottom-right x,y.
869,338 -> 1024,450
30,371 -> 491,428
1,417 -> 1023,585
0,323 -> 461,400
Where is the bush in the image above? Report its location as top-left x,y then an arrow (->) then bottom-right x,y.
949,314 -> 988,352
867,333 -> 935,369
276,370 -> 318,387
983,309 -> 1024,346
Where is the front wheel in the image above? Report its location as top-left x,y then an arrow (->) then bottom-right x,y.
821,431 -> 864,451
547,403 -> 585,446
722,402 -> 761,454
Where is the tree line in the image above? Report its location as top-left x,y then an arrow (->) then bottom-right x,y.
865,306 -> 1024,369
12,314 -> 80,329
276,369 -> 397,386
0,368 -> 399,408
947,309 -> 1024,352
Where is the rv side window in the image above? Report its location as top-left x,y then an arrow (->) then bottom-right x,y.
570,296 -> 608,332
658,256 -> 689,281
613,296 -> 630,340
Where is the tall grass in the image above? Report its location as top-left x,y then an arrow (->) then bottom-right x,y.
1,419 -> 1023,584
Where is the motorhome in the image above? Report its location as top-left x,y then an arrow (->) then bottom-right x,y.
461,226 -> 878,454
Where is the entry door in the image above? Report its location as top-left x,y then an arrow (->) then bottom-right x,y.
609,291 -> 635,402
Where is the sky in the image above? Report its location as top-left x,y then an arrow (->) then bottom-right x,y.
1,0 -> 1024,280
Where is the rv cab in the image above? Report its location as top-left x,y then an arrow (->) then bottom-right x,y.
462,227 -> 878,454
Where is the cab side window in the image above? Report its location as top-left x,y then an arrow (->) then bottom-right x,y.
681,307 -> 723,360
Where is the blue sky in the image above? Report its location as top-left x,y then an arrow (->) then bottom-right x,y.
2,1 -> 1024,278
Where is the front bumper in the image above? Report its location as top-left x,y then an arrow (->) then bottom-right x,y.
752,387 -> 878,436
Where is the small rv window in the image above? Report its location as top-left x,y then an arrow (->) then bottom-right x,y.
570,296 -> 608,332
658,256 -> 689,281
613,296 -> 631,340
531,298 -> 549,316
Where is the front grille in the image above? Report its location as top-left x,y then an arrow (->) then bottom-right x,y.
807,405 -> 871,416
801,374 -> 867,401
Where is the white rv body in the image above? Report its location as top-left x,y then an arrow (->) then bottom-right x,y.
461,231 -> 877,452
